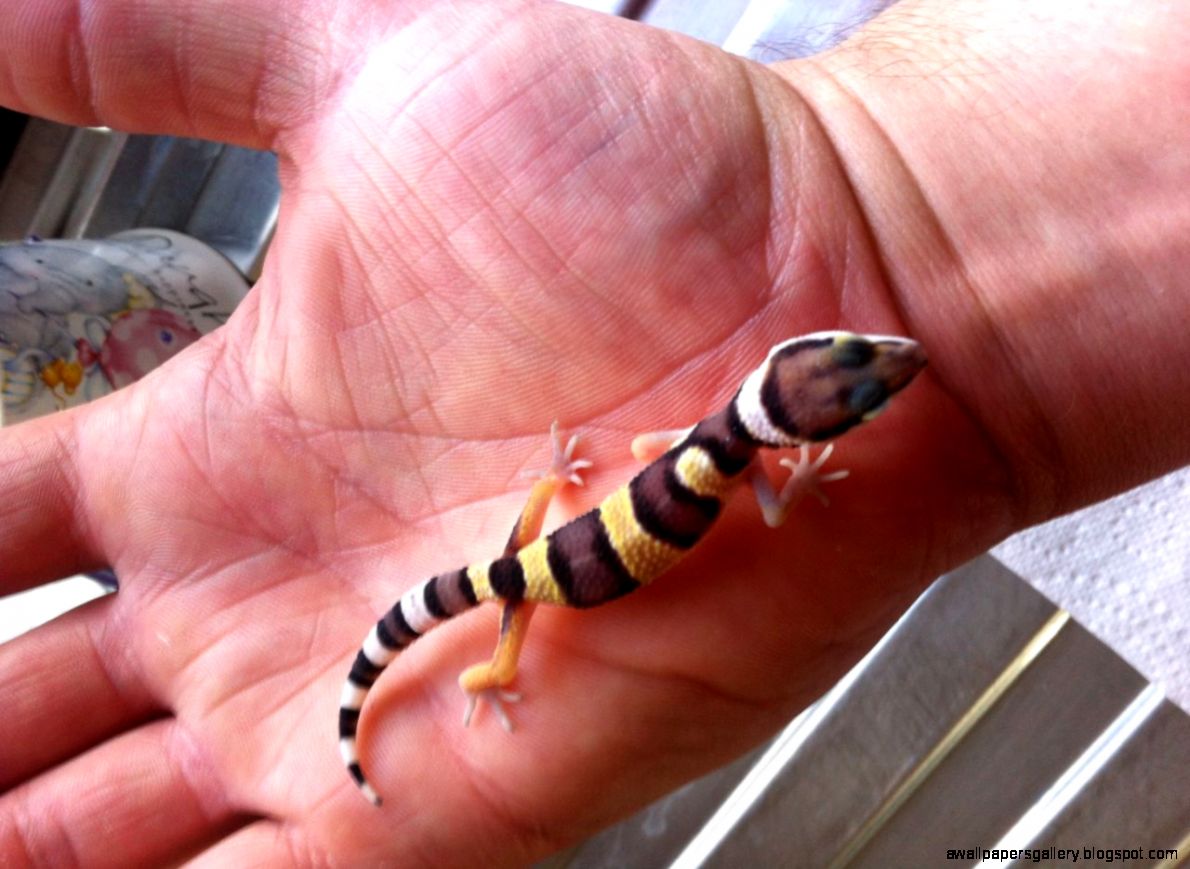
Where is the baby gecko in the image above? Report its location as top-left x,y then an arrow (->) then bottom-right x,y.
339,331 -> 926,805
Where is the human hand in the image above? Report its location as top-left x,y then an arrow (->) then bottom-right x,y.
0,0 -> 1186,865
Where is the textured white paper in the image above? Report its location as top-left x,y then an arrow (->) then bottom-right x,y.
994,466 -> 1190,713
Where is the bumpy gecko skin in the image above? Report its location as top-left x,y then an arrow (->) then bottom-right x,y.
339,332 -> 926,806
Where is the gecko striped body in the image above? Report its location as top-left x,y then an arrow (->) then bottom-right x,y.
339,331 -> 926,805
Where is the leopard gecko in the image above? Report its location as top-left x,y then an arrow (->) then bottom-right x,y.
339,331 -> 926,805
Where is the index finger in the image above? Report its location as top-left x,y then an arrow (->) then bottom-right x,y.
0,0 -> 316,148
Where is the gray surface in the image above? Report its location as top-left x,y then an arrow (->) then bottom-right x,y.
562,0 -> 638,14
642,0 -> 892,58
847,618 -> 1150,866
1026,697 -> 1190,854
539,747 -> 771,869
640,0 -> 754,46
0,121 -> 277,277
544,558 -> 1190,868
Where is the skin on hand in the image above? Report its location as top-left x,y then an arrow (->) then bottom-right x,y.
0,0 -> 1186,865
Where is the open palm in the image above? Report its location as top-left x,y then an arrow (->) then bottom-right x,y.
2,0 -> 1188,865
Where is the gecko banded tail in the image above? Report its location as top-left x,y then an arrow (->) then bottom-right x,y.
338,568 -> 481,806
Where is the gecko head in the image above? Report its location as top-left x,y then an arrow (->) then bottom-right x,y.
733,331 -> 927,446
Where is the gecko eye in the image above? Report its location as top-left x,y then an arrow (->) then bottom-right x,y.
847,379 -> 890,416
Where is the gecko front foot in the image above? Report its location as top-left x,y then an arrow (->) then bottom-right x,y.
629,427 -> 693,463
779,443 -> 850,506
754,443 -> 850,527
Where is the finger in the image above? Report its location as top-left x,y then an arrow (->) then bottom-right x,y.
0,411 -> 103,595
0,0 -> 317,148
0,595 -> 158,790
0,719 -> 246,868
184,819 -> 293,868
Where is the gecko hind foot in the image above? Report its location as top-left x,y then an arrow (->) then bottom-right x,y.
520,420 -> 592,486
462,688 -> 523,732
